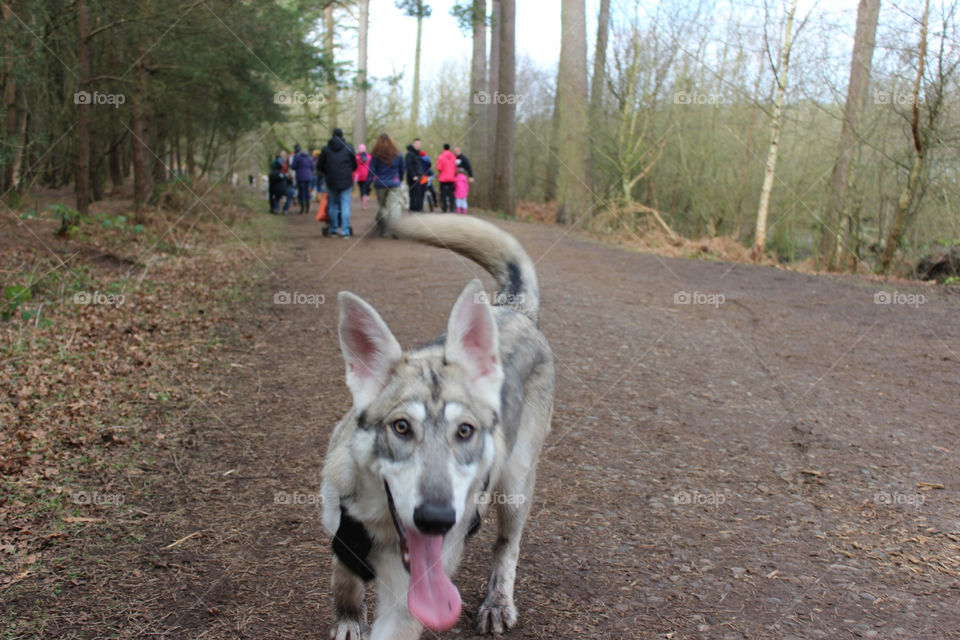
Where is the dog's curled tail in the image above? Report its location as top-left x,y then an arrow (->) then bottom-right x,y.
389,213 -> 541,324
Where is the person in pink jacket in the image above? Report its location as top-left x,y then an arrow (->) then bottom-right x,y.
434,143 -> 458,212
454,167 -> 470,214
354,143 -> 372,210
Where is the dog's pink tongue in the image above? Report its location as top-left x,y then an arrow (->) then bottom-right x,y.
406,530 -> 462,631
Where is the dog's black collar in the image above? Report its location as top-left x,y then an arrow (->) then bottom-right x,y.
332,506 -> 376,582
385,481 -> 411,572
467,474 -> 492,539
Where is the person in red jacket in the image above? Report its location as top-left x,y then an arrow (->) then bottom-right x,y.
354,143 -> 372,210
434,143 -> 458,213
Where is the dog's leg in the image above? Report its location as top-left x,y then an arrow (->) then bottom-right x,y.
330,557 -> 368,640
368,553 -> 423,640
477,466 -> 535,634
478,366 -> 554,635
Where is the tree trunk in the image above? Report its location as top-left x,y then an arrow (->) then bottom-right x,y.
485,0 -> 501,207
555,0 -> 589,225
75,0 -> 92,214
151,113 -> 166,183
109,134 -> 124,190
543,90 -> 559,202
734,45 -> 767,239
8,101 -> 26,194
881,0 -> 929,273
412,13 -> 423,130
354,0 -> 369,146
753,0 -> 798,255
587,0 -> 610,193
468,0 -> 487,207
200,129 -> 218,178
324,5 -> 338,129
131,45 -> 151,209
817,0 -> 880,270
491,0 -> 515,216
2,1 -> 17,194
185,115 -> 195,178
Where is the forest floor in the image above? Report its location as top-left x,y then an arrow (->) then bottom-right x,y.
3,190 -> 960,639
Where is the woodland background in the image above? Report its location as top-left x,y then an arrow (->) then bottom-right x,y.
1,0 -> 958,273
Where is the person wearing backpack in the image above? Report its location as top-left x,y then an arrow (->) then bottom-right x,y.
354,143 -> 372,211
418,149 -> 437,212
404,138 -> 425,212
268,158 -> 287,214
316,128 -> 358,238
290,143 -> 314,214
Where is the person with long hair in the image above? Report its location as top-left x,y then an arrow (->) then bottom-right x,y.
368,133 -> 406,237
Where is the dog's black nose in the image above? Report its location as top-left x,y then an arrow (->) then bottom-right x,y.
413,503 -> 456,535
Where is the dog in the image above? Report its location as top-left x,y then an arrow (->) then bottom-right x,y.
321,214 -> 554,640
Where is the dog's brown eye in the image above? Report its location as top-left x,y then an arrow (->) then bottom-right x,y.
391,419 -> 411,438
456,423 -> 475,440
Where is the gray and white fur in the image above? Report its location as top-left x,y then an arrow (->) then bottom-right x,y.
321,214 -> 554,640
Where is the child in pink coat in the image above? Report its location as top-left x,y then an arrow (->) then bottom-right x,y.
454,168 -> 470,214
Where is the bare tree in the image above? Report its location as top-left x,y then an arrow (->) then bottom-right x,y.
324,5 -> 338,129
131,1 -> 152,212
453,0 -> 488,206
555,0 -> 589,224
817,0 -> 881,270
75,0 -> 91,214
588,0 -> 610,192
881,0 -> 930,272
354,0 -> 369,145
491,0 -> 515,216
397,0 -> 432,131
469,0 -> 487,206
486,0 -> 501,207
754,0 -> 799,255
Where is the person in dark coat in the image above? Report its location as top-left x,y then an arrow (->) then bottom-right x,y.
268,159 -> 287,214
453,146 -> 474,180
404,138 -> 425,212
290,144 -> 315,214
316,128 -> 358,237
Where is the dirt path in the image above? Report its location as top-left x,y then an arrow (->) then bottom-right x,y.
16,202 -> 959,639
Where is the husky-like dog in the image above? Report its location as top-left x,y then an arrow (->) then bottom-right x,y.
321,214 -> 554,640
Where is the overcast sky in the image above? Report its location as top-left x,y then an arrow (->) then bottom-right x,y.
362,0 -> 582,83
353,0 -> 861,92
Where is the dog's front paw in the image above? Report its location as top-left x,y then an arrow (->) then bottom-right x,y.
477,599 -> 518,635
330,619 -> 368,640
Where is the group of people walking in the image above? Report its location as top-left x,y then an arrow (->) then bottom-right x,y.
403,140 -> 473,214
268,130 -> 475,239
268,128 -> 358,238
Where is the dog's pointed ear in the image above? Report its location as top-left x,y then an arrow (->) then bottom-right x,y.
338,291 -> 403,412
444,279 -> 504,409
